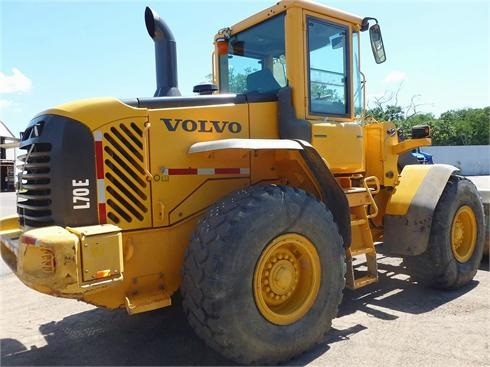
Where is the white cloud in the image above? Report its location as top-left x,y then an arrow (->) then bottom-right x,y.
0,68 -> 32,94
383,70 -> 407,84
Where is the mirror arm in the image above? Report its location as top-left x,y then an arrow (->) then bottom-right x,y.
361,17 -> 378,32
360,71 -> 367,120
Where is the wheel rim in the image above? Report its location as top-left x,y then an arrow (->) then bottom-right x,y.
451,205 -> 477,263
253,233 -> 321,325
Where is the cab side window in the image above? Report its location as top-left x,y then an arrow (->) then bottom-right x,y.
219,14 -> 287,95
307,18 -> 349,116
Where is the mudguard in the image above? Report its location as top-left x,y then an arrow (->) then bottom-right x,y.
383,164 -> 458,256
188,138 -> 304,153
188,138 -> 351,248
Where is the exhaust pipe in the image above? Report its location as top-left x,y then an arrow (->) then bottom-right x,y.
145,7 -> 181,97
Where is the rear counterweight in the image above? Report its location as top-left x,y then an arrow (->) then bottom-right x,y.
18,115 -> 98,228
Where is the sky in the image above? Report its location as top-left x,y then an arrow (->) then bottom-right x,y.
1,0 -> 489,138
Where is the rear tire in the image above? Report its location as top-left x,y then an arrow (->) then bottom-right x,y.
181,185 -> 345,364
403,176 -> 484,289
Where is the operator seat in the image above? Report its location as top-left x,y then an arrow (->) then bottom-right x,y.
246,69 -> 281,94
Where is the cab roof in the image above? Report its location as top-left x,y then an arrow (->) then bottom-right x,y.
214,0 -> 364,40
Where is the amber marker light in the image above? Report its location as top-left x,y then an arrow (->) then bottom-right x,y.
95,269 -> 112,279
216,38 -> 229,55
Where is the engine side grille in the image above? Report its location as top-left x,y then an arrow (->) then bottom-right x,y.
17,143 -> 53,227
102,122 -> 150,228
17,115 -> 98,229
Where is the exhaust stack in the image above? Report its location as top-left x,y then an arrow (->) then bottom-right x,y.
145,7 -> 181,97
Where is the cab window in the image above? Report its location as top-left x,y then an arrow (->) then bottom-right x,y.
218,14 -> 286,95
307,17 -> 350,116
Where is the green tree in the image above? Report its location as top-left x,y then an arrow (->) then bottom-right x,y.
438,108 -> 490,145
311,83 -> 341,102
203,66 -> 256,93
366,87 -> 489,145
228,67 -> 250,93
367,104 -> 404,122
396,112 -> 437,139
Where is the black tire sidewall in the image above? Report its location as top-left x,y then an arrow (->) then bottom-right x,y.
428,177 -> 485,288
183,185 -> 345,363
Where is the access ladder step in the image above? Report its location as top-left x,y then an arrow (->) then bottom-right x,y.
125,290 -> 172,315
346,251 -> 379,290
346,263 -> 379,290
351,218 -> 368,226
349,247 -> 376,257
351,275 -> 378,289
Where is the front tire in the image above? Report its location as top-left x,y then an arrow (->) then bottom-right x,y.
403,176 -> 484,289
181,185 -> 345,365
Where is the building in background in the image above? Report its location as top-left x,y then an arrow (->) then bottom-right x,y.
0,120 -> 19,192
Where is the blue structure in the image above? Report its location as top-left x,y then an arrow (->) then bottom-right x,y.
412,147 -> 433,164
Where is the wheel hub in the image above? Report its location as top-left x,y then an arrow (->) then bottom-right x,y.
254,234 -> 320,325
451,205 -> 477,263
453,221 -> 464,249
272,260 -> 294,293
261,252 -> 298,304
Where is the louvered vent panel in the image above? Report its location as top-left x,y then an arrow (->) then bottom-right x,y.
17,143 -> 53,227
103,122 -> 150,228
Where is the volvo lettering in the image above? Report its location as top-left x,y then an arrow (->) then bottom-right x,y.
160,118 -> 242,133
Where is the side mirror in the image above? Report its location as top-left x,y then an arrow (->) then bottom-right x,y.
369,23 -> 386,64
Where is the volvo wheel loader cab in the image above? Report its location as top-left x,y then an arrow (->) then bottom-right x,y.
0,1 -> 484,365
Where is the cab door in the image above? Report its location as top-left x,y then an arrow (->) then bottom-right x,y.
303,12 -> 364,174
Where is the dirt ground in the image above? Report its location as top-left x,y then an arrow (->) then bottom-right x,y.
1,189 -> 489,366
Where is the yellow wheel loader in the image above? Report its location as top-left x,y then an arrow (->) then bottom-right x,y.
0,1 -> 484,364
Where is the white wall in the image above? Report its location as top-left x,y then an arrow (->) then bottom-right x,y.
5,147 -> 16,161
423,145 -> 490,175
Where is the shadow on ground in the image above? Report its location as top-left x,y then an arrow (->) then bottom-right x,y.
1,253 -> 482,366
1,295 -> 233,366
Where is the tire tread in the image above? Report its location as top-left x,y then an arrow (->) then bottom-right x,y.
181,185 -> 345,364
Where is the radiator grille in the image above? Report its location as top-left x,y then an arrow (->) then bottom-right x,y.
17,143 -> 53,227
103,122 -> 149,227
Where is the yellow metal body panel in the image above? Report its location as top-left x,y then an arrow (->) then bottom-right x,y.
386,165 -> 433,216
311,122 -> 364,174
392,137 -> 431,155
168,178 -> 250,223
147,103 -> 250,227
68,225 -> 123,283
223,0 -> 363,37
41,97 -> 147,131
250,150 -> 282,185
386,164 -> 457,217
249,102 -> 279,138
0,217 -> 198,310
1,226 -> 81,296
0,214 -> 20,237
82,216 -> 200,309
290,0 -> 363,25
285,7 -> 308,120
363,122 -> 399,187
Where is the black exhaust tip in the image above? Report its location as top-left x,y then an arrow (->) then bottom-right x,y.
144,7 -> 156,38
145,7 -> 181,97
